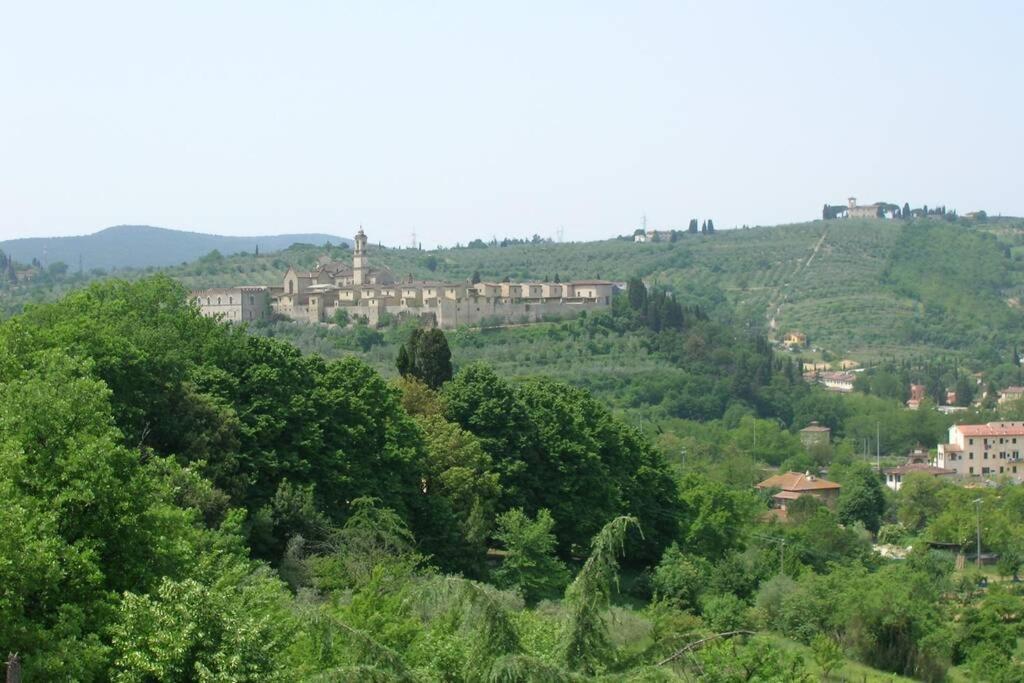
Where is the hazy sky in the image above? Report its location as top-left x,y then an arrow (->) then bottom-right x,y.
2,1 -> 1022,245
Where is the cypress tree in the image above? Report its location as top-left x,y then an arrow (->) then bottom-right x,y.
414,329 -> 453,389
396,344 -> 411,377
627,277 -> 647,310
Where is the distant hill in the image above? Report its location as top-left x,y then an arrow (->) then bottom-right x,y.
0,225 -> 351,271
4,216 -> 1024,362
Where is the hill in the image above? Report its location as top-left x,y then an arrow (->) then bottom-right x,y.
0,224 -> 350,271
4,216 -> 1024,363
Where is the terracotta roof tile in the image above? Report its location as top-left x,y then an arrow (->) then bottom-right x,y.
756,471 -> 841,492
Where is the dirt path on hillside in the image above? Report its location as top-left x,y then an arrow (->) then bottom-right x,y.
767,229 -> 828,334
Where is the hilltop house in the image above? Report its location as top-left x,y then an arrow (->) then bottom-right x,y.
193,229 -> 615,329
935,422 -> 1024,481
783,331 -> 806,348
756,471 -> 841,511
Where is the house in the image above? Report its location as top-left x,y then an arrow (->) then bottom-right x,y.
820,371 -> 856,393
783,331 -> 806,348
847,197 -> 884,219
883,447 -> 955,490
998,386 -> 1024,405
799,421 -> 831,449
907,383 -> 927,410
756,471 -> 841,511
935,422 -> 1024,481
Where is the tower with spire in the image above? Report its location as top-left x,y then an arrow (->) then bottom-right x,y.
353,227 -> 368,285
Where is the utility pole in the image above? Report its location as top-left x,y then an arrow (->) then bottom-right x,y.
973,498 -> 983,567
876,422 -> 881,472
779,538 -> 785,575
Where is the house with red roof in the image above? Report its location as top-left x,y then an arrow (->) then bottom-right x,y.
755,471 -> 841,512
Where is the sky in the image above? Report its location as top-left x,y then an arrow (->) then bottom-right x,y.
2,1 -> 1022,246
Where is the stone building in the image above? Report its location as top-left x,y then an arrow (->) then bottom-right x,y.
193,229 -> 616,329
192,286 -> 272,323
799,421 -> 831,449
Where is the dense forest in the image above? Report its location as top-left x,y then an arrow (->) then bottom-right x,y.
2,276 -> 1023,681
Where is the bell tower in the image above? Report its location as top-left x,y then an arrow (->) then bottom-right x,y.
353,227 -> 368,285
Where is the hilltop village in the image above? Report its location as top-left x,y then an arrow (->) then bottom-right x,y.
191,229 -> 617,329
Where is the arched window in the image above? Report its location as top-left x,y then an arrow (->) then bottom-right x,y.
288,280 -> 294,294
217,297 -> 221,305
206,297 -> 211,305
228,296 -> 233,305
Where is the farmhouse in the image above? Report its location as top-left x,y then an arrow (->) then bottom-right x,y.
756,471 -> 841,511
193,229 -> 615,329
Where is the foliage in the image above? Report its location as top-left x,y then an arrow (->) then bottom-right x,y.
562,515 -> 639,674
492,508 -> 571,603
396,327 -> 453,389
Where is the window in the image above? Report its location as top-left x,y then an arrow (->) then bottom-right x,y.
970,467 -> 974,474
217,297 -> 221,305
206,297 -> 211,305
249,295 -> 255,305
970,438 -> 974,445
228,296 -> 233,305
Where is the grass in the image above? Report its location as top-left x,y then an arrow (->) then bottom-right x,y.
760,633 -> 917,682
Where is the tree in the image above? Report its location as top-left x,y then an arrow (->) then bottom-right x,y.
414,328 -> 453,389
423,255 -> 438,272
627,277 -> 647,310
811,634 -> 844,680
836,464 -> 885,533
688,218 -> 698,233
562,516 -> 639,674
396,344 -> 411,377
471,270 -> 481,284
701,220 -> 708,234
897,473 -> 946,530
492,508 -> 570,603
706,219 -> 715,233
652,544 -> 711,610
110,573 -> 294,682
396,328 -> 453,389
903,202 -> 911,220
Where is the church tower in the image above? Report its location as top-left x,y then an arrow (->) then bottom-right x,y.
353,227 -> 368,285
